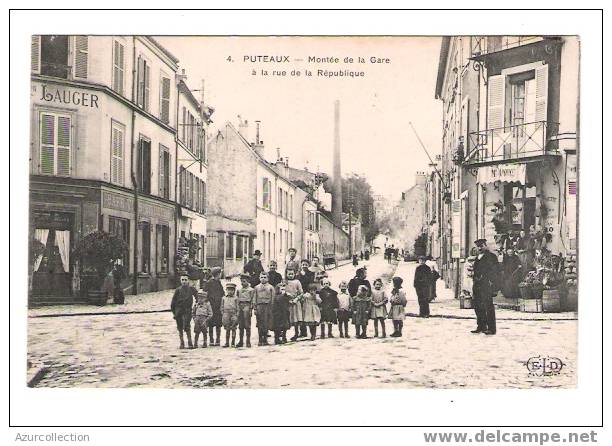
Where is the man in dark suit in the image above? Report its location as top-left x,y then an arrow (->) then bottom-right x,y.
471,238 -> 499,335
244,250 -> 264,288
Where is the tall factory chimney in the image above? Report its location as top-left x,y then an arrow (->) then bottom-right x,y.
332,100 -> 343,227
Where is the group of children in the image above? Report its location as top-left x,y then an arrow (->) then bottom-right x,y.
170,267 -> 409,349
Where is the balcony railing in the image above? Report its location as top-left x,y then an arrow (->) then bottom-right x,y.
466,121 -> 559,165
40,62 -> 72,79
471,36 -> 544,57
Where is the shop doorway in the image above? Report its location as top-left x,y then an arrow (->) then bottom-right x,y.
31,211 -> 74,296
503,184 -> 536,232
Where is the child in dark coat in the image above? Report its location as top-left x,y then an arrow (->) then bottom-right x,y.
319,278 -> 339,338
273,283 -> 291,344
171,275 -> 198,349
203,267 -> 225,346
352,285 -> 372,339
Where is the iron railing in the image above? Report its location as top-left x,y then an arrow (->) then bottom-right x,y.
471,36 -> 543,57
40,62 -> 72,79
466,121 -> 559,165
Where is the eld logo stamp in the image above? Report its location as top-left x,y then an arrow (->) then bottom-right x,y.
526,356 -> 564,377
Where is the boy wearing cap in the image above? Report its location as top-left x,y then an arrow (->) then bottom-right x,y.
221,282 -> 239,347
236,274 -> 254,348
192,290 -> 213,348
170,275 -> 198,349
254,272 -> 275,346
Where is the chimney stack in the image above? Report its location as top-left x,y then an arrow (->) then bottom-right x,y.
332,100 -> 343,227
251,120 -> 266,159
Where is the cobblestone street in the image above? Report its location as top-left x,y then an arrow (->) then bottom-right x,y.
27,254 -> 577,389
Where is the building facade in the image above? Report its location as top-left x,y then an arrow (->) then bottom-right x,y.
175,74 -> 213,272
432,36 -> 579,293
30,35 -> 180,299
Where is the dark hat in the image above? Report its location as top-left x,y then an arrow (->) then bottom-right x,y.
418,255 -> 427,261
211,266 -> 222,275
239,273 -> 250,280
474,238 -> 487,246
253,250 -> 262,256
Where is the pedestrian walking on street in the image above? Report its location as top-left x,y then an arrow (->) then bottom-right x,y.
389,277 -> 407,337
302,283 -> 322,340
352,254 -> 359,266
285,269 -> 304,341
244,250 -> 265,288
221,282 -> 239,347
254,272 -> 275,346
370,278 -> 389,338
336,281 -> 352,338
272,283 -> 291,344
319,278 -> 339,338
170,275 -> 198,349
414,256 -> 432,317
111,262 -> 125,304
471,239 -> 499,335
236,274 -> 255,348
203,267 -> 224,346
192,290 -> 213,348
267,260 -> 283,288
352,285 -> 372,338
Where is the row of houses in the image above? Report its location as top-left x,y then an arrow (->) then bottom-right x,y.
425,36 -> 578,292
29,35 -> 360,302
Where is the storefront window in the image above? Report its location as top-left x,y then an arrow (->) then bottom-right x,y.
109,216 -> 129,268
226,234 -> 234,260
157,224 -> 169,274
140,221 -> 150,274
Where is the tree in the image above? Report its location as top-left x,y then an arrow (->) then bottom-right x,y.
73,230 -> 129,287
341,174 -> 378,243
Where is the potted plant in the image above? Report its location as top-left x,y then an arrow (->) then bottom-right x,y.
531,278 -> 544,299
73,230 -> 129,306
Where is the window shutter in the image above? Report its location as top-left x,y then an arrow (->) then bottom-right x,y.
111,126 -> 123,184
487,74 -> 505,131
182,107 -> 186,141
201,181 -> 207,213
186,171 -> 192,208
160,76 -> 171,124
159,147 -> 165,197
167,153 -> 172,200
195,179 -> 200,212
55,116 -> 71,176
113,40 -> 125,94
40,114 -> 55,174
31,35 -> 40,73
73,36 -> 88,79
144,63 -> 150,111
137,56 -> 144,107
534,64 -> 548,122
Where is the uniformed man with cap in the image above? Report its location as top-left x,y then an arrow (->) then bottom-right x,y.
471,238 -> 499,335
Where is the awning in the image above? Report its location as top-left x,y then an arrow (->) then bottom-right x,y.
478,163 -> 526,185
179,207 -> 200,220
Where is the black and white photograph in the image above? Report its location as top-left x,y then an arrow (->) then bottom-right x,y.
8,7 -> 604,435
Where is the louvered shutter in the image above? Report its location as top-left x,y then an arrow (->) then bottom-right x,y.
195,179 -> 200,212
534,64 -> 548,122
159,147 -> 165,197
40,114 -> 55,174
113,40 -> 125,94
137,57 -> 144,107
487,74 -> 505,131
31,35 -> 41,73
201,181 -> 207,213
73,36 -> 88,79
144,63 -> 150,111
182,107 -> 186,141
186,171 -> 192,208
160,77 -> 171,124
111,126 -> 123,184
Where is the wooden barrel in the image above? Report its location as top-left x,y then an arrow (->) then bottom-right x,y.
542,289 -> 561,313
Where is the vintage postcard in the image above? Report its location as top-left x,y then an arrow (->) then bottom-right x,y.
24,34 -> 580,392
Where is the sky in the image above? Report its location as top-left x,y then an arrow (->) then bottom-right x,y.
157,37 -> 442,200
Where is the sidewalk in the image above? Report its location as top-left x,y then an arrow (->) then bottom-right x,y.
394,261 -> 577,321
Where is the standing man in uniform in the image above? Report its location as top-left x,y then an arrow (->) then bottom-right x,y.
471,239 -> 499,335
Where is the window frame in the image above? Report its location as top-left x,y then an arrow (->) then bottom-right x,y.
159,70 -> 171,124
38,110 -> 73,177
112,38 -> 126,95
